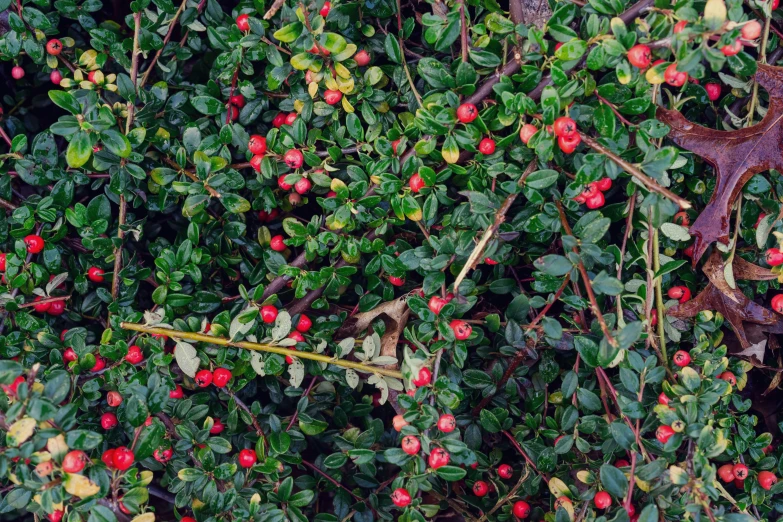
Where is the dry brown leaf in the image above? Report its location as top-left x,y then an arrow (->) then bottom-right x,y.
668,251 -> 783,349
656,63 -> 783,264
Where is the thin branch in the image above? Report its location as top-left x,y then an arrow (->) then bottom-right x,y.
139,0 -> 188,90
161,156 -> 221,198
556,201 -> 618,347
502,430 -> 549,483
302,460 -> 363,502
578,132 -> 691,210
120,322 -> 403,378
453,160 -> 537,294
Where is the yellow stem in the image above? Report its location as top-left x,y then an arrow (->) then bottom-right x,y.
119,323 -> 403,379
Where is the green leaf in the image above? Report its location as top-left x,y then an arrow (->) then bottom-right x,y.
48,90 -> 81,115
101,129 -> 132,158
66,131 -> 92,168
273,22 -> 303,43
435,465 -> 467,481
190,96 -> 224,115
599,463 -> 628,498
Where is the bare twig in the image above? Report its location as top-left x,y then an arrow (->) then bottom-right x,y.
120,322 -> 403,378
578,133 -> 691,210
139,0 -> 188,90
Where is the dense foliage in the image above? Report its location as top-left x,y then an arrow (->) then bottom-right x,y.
2,0 -> 783,521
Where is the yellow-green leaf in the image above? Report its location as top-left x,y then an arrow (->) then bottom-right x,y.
7,417 -> 36,446
64,473 -> 101,498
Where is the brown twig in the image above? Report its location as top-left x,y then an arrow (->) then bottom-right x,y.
302,459 -> 364,502
161,156 -> 221,198
556,201 -> 618,347
453,160 -> 537,294
502,430 -> 549,483
471,273 -> 571,415
578,133 -> 691,210
139,0 -> 188,90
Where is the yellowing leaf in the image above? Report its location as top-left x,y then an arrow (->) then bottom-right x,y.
704,0 -> 727,30
324,76 -> 339,91
7,417 -> 36,447
548,477 -> 570,497
645,64 -> 666,85
334,63 -> 351,79
342,96 -> 355,113
336,75 -> 354,94
634,477 -> 652,492
131,514 -> 155,522
64,473 -> 100,498
308,82 -> 319,99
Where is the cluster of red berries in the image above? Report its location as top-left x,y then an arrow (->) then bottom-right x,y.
552,116 -> 580,153
427,294 -> 472,340
194,367 -> 233,388
101,446 -> 135,470
573,177 -> 612,209
718,463 -> 778,490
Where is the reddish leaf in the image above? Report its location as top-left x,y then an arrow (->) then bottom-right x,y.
656,63 -> 783,264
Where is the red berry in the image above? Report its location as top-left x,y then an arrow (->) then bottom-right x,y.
239,448 -> 257,468
391,139 -> 401,154
705,83 -> 721,101
437,414 -> 456,433
48,300 -> 65,316
11,66 -> 24,80
195,369 -> 213,387
428,295 -> 447,315
519,124 -> 538,144
473,480 -> 489,496
389,276 -> 405,286
107,391 -> 122,407
673,350 -> 691,367
594,178 -> 612,192
210,418 -> 225,434
718,371 -> 736,385
87,267 -> 105,283
412,367 -> 432,386
296,314 -> 312,333
294,177 -> 312,195
720,39 -> 743,56
24,235 -> 45,253
1,376 -> 24,397
667,286 -> 691,303
733,463 -> 749,481
355,50 -> 371,66
273,113 -> 286,128
227,105 -> 239,121
126,345 -> 144,364
62,450 -> 88,473
497,464 -> 513,479
33,297 -> 52,313
658,392 -> 670,405
250,154 -> 264,172
585,191 -> 605,209
594,491 -> 612,509
614,459 -> 630,467
656,425 -> 675,444
48,511 -> 63,522
278,174 -> 293,191
91,356 -> 106,372
766,248 -> 783,266
320,1 -> 331,16
664,64 -> 688,87
450,319 -> 472,340
774,0 -> 780,9
456,103 -> 478,123
324,89 -> 343,105
50,70 -> 62,85
261,305 -> 278,323
270,235 -> 286,252
393,415 -> 409,432
230,94 -> 246,109
236,14 -> 250,31
759,471 -> 777,490
248,135 -> 267,155
478,138 -> 496,154
402,435 -> 421,455
391,488 -> 411,507
0,253 -> 5,271
64,348 -> 77,363
673,20 -> 688,33
513,501 -> 531,519
284,149 -> 304,169
170,384 -> 184,399
553,117 -> 577,138
46,39 -> 63,56
428,448 -> 450,469
101,449 -> 115,468
285,113 -> 298,125
154,448 -> 173,463
213,368 -> 232,387
627,44 -> 652,68
288,331 -> 305,343
772,294 -> 783,313
718,464 -> 736,482
673,211 -> 690,226
558,134 -> 581,154
409,173 -> 426,193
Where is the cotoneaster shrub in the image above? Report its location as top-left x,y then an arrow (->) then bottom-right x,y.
2,0 -> 783,521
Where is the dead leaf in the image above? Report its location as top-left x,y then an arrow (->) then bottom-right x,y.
668,251 -> 783,350
656,63 -> 783,264
336,297 -> 409,415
